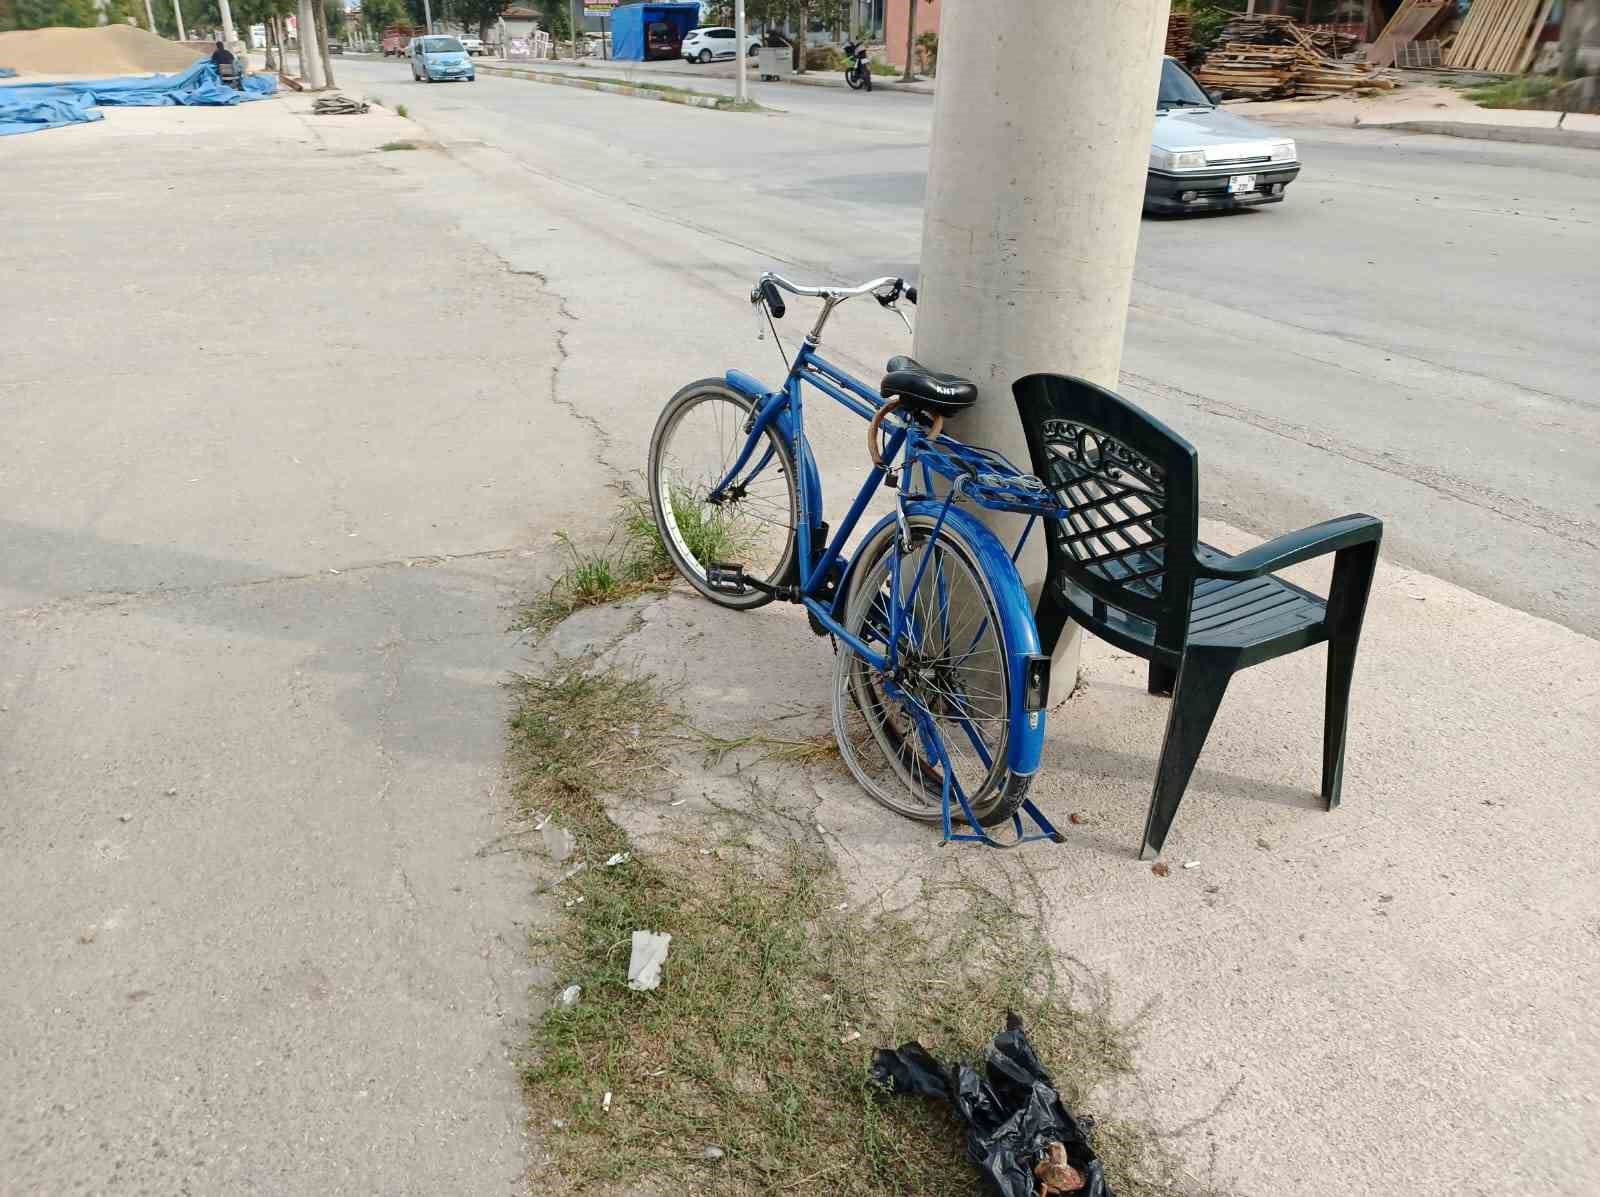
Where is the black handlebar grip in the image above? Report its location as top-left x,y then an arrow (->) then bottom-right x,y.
905,286 -> 918,305
759,279 -> 786,320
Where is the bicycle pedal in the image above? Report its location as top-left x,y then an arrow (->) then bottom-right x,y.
706,562 -> 748,594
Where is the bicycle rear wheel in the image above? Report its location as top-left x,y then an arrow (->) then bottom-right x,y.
648,381 -> 799,611
832,515 -> 1028,828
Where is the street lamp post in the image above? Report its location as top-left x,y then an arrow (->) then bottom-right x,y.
735,0 -> 748,103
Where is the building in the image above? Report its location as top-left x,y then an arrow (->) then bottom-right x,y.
500,5 -> 542,39
883,0 -> 939,70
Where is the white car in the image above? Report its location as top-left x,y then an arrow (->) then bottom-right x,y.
681,26 -> 759,64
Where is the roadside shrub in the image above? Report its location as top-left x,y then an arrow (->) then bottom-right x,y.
915,29 -> 937,76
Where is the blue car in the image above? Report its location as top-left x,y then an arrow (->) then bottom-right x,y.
411,36 -> 476,83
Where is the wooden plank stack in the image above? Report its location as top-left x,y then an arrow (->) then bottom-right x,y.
1445,0 -> 1554,72
1303,25 -> 1360,59
1195,13 -> 1395,100
1368,0 -> 1449,68
1165,11 -> 1195,63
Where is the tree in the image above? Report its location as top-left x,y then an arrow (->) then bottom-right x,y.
454,0 -> 507,39
358,0 -> 406,31
532,0 -> 568,39
12,0 -> 98,27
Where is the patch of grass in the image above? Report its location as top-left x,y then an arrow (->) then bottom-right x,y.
395,102 -> 409,118
1462,75 -> 1559,108
714,96 -> 764,113
378,139 -> 419,151
526,527 -> 665,632
512,667 -> 1227,1197
526,485 -> 764,633
622,484 -> 757,580
869,60 -> 901,77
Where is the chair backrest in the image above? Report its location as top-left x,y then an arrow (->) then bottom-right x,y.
1012,373 -> 1200,657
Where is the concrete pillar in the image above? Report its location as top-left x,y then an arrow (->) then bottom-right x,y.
172,0 -> 186,41
297,0 -> 325,87
218,0 -> 236,45
735,0 -> 748,102
142,0 -> 155,33
912,0 -> 1170,688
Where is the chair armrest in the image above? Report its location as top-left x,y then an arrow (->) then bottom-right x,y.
1196,514 -> 1383,581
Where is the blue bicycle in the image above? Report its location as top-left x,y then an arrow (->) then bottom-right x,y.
647,273 -> 1066,846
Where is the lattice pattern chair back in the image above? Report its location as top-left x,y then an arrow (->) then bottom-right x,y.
1013,373 -> 1200,658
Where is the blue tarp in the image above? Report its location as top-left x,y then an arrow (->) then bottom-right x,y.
0,60 -> 277,137
608,2 -> 700,61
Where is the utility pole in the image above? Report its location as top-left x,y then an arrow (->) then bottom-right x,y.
423,0 -> 433,33
735,0 -> 748,103
913,0 -> 1170,687
296,0 -> 326,86
1558,0 -> 1586,78
218,0 -> 236,44
172,0 -> 186,41
142,0 -> 155,33
314,0 -> 336,87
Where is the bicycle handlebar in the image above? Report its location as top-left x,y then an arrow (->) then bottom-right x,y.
758,272 -> 904,301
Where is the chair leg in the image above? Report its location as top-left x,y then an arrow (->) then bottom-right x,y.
1140,648 -> 1236,860
1147,661 -> 1178,697
1321,541 -> 1378,810
1322,633 -> 1358,809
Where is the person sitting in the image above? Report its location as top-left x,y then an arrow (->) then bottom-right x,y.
210,40 -> 236,66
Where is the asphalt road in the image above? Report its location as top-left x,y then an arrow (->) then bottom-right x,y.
337,56 -> 1600,635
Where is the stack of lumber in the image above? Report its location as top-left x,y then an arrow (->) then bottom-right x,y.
1195,14 -> 1395,100
1368,0 -> 1450,68
1445,0 -> 1554,73
1303,25 -> 1360,59
1195,43 -> 1300,98
1165,11 -> 1194,63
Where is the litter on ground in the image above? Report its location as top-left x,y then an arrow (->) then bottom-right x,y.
626,929 -> 672,991
871,1012 -> 1112,1197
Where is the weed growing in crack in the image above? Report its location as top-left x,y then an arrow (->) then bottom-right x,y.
511,666 -> 1228,1197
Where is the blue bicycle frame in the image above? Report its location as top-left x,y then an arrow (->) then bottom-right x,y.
710,337 -> 1067,846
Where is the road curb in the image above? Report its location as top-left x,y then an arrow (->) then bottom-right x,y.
1361,118 -> 1600,150
779,71 -> 934,94
476,63 -> 733,109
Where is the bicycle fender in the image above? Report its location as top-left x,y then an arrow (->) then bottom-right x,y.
844,504 -> 1047,779
723,370 -> 822,522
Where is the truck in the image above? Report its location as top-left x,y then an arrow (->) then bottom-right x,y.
381,25 -> 422,56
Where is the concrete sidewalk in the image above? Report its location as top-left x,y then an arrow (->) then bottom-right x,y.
0,95 -> 599,1192
355,89 -> 1600,1191
570,533 -> 1600,1196
1235,82 -> 1600,148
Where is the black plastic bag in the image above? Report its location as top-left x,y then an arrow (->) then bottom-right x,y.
869,1011 -> 1113,1197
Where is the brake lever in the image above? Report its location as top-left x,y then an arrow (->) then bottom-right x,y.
889,302 -> 912,336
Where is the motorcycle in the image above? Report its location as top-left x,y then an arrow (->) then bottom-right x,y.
843,40 -> 872,92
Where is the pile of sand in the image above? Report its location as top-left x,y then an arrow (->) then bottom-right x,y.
0,24 -> 203,77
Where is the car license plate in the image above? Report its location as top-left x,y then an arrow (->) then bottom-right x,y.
1228,174 -> 1257,195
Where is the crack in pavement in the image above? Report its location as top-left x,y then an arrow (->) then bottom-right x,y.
0,545 -> 533,623
503,265 -> 624,484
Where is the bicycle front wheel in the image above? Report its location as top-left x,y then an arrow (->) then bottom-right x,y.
832,515 -> 1028,828
647,380 -> 799,610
